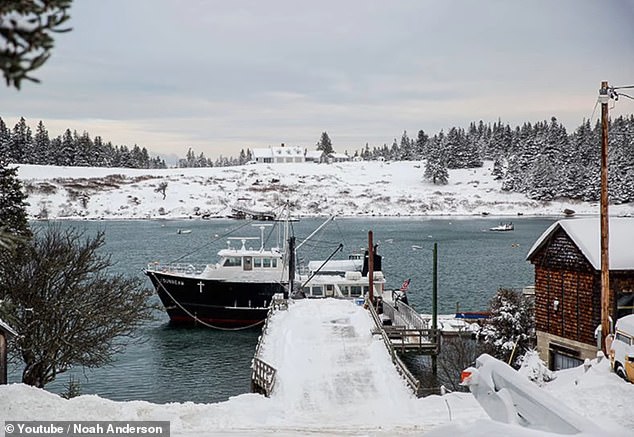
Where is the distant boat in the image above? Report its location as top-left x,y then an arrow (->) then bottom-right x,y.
176,229 -> 192,234
563,208 -> 575,217
489,222 -> 514,232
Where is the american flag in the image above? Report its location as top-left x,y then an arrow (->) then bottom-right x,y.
400,278 -> 411,292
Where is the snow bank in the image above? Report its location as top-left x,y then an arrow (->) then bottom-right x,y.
2,301 -> 633,436
16,161 -> 634,220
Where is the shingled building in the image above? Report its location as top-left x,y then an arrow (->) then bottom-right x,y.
526,218 -> 634,370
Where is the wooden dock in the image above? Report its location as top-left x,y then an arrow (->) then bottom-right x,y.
251,297 -> 439,399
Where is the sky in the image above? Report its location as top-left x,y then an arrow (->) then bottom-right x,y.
2,0 -> 634,160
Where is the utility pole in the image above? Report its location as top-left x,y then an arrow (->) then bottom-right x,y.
599,80 -> 611,355
368,231 -> 374,303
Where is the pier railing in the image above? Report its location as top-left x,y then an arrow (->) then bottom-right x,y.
382,299 -> 427,330
367,300 -> 423,397
251,357 -> 277,396
251,297 -> 287,397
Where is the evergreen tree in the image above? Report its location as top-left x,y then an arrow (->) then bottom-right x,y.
316,132 -> 333,154
482,288 -> 535,367
424,133 -> 449,185
0,158 -> 30,237
399,131 -> 413,160
0,117 -> 11,160
56,129 -> 76,166
8,117 -> 32,163
414,129 -> 429,159
32,121 -> 51,165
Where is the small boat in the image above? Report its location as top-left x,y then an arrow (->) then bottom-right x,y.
563,208 -> 576,217
489,222 -> 514,232
176,229 -> 192,234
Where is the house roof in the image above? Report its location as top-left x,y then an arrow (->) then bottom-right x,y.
252,146 -> 304,159
526,218 -> 634,271
305,150 -> 323,159
0,317 -> 17,337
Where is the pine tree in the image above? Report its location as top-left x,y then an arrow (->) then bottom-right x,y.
482,288 -> 535,367
414,130 -> 429,159
9,117 -> 32,163
316,132 -> 333,154
0,117 -> 11,160
424,133 -> 448,185
32,121 -> 51,165
0,158 -> 31,237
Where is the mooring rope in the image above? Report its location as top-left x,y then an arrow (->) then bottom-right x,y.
148,271 -> 265,331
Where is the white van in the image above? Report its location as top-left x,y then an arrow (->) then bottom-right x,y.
609,314 -> 634,382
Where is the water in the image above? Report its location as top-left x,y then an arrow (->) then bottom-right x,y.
9,216 -> 556,403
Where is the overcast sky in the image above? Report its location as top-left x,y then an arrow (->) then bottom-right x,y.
2,0 -> 634,160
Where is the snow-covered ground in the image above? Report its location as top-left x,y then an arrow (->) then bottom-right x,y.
1,299 -> 632,436
15,161 -> 634,219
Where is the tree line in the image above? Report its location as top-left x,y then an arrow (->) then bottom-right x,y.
0,117 -> 166,169
0,117 -> 257,169
355,115 -> 634,203
2,114 -> 633,203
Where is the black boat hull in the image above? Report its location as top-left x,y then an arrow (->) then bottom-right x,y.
145,270 -> 287,328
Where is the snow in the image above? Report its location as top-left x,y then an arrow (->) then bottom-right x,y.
6,162 -> 634,434
1,299 -> 633,436
15,161 -> 634,220
527,218 -> 634,270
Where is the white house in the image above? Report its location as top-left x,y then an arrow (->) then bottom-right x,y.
305,150 -> 325,163
252,144 -> 305,164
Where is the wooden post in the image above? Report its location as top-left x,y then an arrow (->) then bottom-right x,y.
0,332 -> 7,385
600,80 -> 611,355
432,242 -> 438,378
368,231 -> 374,303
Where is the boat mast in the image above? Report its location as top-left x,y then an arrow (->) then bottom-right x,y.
295,215 -> 335,251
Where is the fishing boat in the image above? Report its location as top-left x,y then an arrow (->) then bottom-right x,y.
295,249 -> 385,300
489,222 -> 514,232
145,222 -> 292,329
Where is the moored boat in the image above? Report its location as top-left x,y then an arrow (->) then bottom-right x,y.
489,222 -> 514,231
145,224 -> 291,328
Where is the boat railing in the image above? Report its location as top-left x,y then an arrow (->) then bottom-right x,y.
146,262 -> 212,276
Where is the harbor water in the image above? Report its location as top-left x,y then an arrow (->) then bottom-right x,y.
9,216 -> 556,403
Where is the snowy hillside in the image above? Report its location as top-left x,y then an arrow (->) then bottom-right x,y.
16,161 -> 634,220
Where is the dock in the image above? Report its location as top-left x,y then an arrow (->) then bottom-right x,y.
252,297 -> 439,400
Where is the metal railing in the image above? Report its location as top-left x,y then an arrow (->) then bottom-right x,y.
367,300 -> 423,396
146,262 -> 211,276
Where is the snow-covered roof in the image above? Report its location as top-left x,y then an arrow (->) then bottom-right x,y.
251,146 -> 304,158
0,317 -> 17,337
305,150 -> 323,159
527,218 -> 634,270
329,153 -> 350,159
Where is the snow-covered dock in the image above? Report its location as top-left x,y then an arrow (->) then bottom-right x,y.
255,298 -> 423,430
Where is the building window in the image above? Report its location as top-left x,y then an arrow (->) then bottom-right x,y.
550,351 -> 583,371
